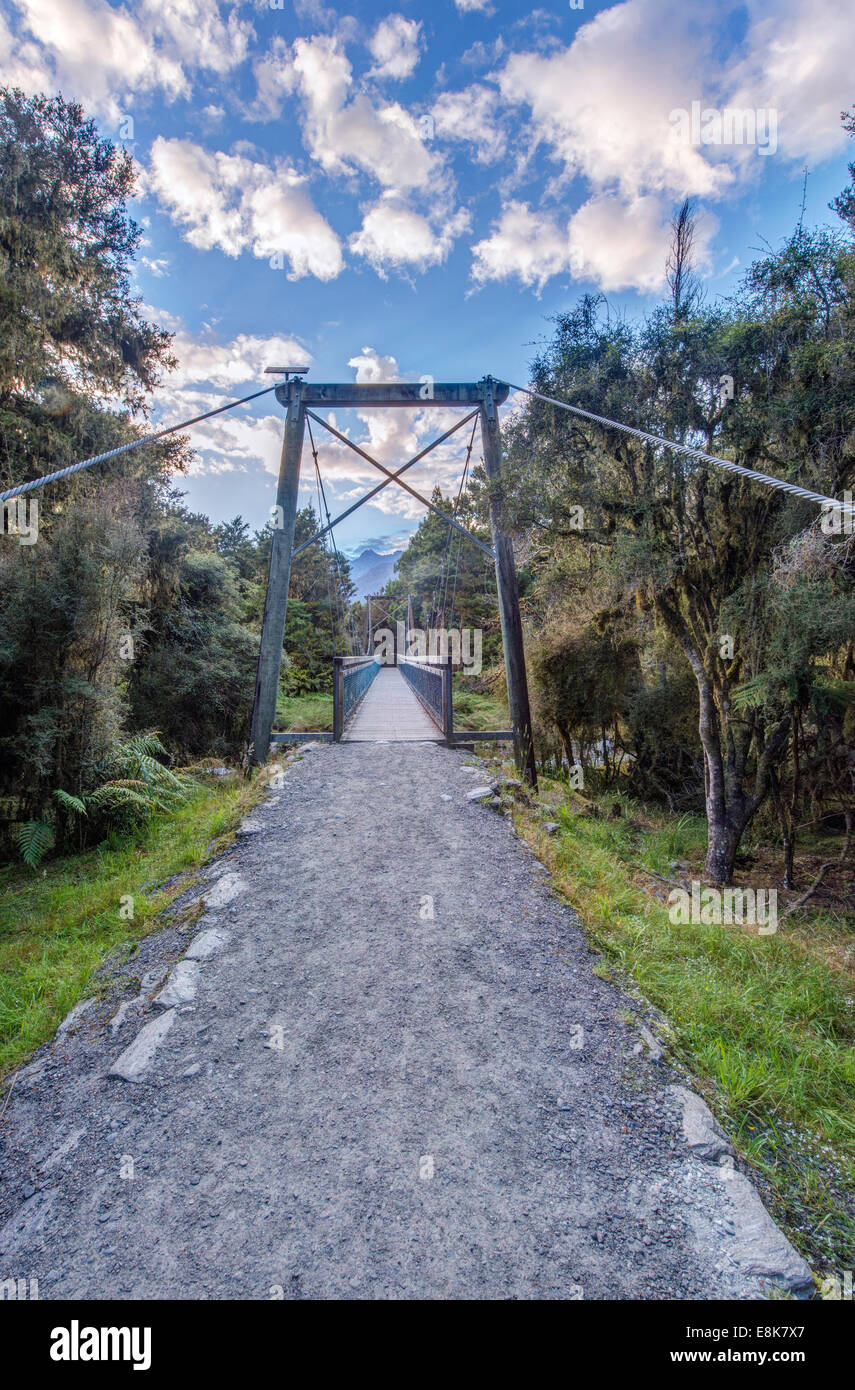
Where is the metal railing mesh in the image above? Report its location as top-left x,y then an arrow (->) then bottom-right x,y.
398,657 -> 444,729
342,656 -> 381,723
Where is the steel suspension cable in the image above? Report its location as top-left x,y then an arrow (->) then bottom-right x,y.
307,416 -> 342,652
430,415 -> 479,628
306,414 -> 360,654
0,387 -> 277,504
444,416 -> 479,628
500,380 -> 855,518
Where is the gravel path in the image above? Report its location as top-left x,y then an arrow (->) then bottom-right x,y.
0,743 -> 812,1300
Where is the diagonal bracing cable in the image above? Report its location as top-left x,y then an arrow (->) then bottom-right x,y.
307,414 -> 359,653
500,380 -> 855,518
307,419 -> 338,652
305,409 -> 496,560
443,416 -> 479,628
0,387 -> 277,504
291,409 -> 485,559
430,418 -> 477,628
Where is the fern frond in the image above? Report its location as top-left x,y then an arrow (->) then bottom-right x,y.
86,785 -> 152,814
16,819 -> 55,868
120,732 -> 170,768
731,676 -> 768,712
53,789 -> 87,817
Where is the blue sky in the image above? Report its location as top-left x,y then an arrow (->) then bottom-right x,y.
3,0 -> 854,553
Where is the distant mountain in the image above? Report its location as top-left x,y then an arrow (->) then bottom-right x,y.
348,548 -> 403,600
349,548 -> 388,578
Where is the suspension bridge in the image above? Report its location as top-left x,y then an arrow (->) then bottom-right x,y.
247,374 -> 536,782
4,369 -> 854,788
0,369 -> 820,1302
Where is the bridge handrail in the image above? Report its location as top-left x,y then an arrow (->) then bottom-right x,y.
398,653 -> 453,743
333,654 -> 381,739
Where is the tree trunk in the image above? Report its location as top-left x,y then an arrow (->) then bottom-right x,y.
703,811 -> 743,885
693,664 -> 738,883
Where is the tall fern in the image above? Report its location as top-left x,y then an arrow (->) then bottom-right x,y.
19,733 -> 198,866
16,819 -> 55,869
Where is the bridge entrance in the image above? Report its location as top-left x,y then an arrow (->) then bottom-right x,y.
248,376 -> 536,784
338,662 -> 440,743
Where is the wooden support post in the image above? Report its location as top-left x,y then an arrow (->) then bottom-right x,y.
480,377 -> 537,788
333,656 -> 343,742
248,379 -> 306,767
442,654 -> 454,746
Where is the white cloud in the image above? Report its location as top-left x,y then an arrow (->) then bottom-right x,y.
139,302 -> 182,332
496,2 -> 732,203
5,0 -> 252,123
349,198 -> 470,276
348,347 -> 401,383
729,0 -> 855,164
247,30 -> 468,280
248,35 -> 294,124
431,84 -> 506,163
495,0 -> 855,206
454,0 -> 494,12
144,331 -> 476,514
8,0 -> 184,121
256,34 -> 442,195
471,193 -> 717,296
367,15 -> 421,81
465,0 -> 853,293
346,348 -> 485,516
198,104 -> 226,132
471,201 -> 577,293
138,322 -> 313,482
144,138 -> 343,280
141,256 -> 170,277
568,194 -> 716,294
138,0 -> 252,75
0,11 -> 53,93
178,405 -> 285,481
167,332 -> 312,391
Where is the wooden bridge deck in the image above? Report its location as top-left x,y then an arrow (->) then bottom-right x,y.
342,666 -> 441,742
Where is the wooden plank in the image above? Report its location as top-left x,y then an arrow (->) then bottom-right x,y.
342,668 -> 441,742
451,731 -> 514,742
278,382 -> 510,410
270,732 -> 334,743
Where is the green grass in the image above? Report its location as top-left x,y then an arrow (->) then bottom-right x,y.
513,772 -> 855,1278
275,692 -> 333,732
451,681 -> 509,732
0,769 -> 269,1082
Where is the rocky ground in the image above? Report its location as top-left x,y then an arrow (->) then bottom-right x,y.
0,742 -> 813,1299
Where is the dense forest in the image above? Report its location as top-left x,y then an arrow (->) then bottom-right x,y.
0,90 -> 351,862
1,85 -> 854,899
500,197 -> 855,888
